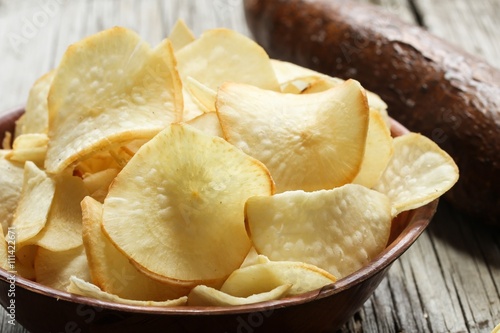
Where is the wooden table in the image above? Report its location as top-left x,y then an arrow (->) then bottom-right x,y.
0,0 -> 498,332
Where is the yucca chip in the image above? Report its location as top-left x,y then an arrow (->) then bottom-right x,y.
0,153 -> 24,233
46,27 -> 182,173
374,133 -> 459,216
185,112 -> 223,138
14,245 -> 37,280
221,261 -> 336,297
352,110 -> 394,188
246,184 -> 392,278
82,196 -> 189,301
217,80 -> 369,192
0,227 -> 9,271
12,161 -> 55,247
15,70 -> 55,138
102,124 -> 274,285
34,245 -> 90,291
67,276 -> 188,306
168,19 -> 195,52
7,133 -> 48,166
176,28 -> 280,121
31,172 -> 88,251
187,284 -> 290,307
82,168 -> 119,203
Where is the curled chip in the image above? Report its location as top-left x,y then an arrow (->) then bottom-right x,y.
374,132 -> 459,216
217,80 -> 369,192
187,284 -> 291,307
46,27 -> 182,174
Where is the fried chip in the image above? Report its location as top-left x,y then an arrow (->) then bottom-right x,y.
46,27 -> 183,173
82,196 -> 189,301
176,28 -> 280,121
270,59 -> 326,84
185,112 -> 223,138
221,261 -> 336,297
82,168 -> 119,203
217,79 -> 369,192
0,227 -> 9,271
31,172 -> 88,251
246,184 -> 392,278
67,276 -> 187,306
34,245 -> 90,291
15,71 -> 55,138
374,133 -> 459,216
187,284 -> 290,306
168,19 -> 196,52
102,124 -> 274,285
15,245 -> 37,276
186,76 -> 216,112
0,153 -> 24,233
352,110 -> 394,188
6,133 -> 49,166
12,161 -> 55,247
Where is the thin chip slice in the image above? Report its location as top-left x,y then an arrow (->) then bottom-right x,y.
46,27 -> 182,173
31,172 -> 88,251
186,112 -> 223,138
82,168 -> 119,203
217,80 -> 369,192
6,133 -> 48,166
102,124 -> 274,285
301,76 -> 390,128
75,151 -> 120,176
221,261 -> 336,297
270,59 -> 326,84
239,247 -> 269,268
0,153 -> 24,233
12,161 -> 55,247
0,227 -> 9,271
14,245 -> 37,280
186,77 -> 216,112
67,276 -> 187,307
82,196 -> 189,301
176,28 -> 280,121
34,245 -> 90,291
246,184 -> 392,278
374,133 -> 459,216
168,19 -> 196,52
15,70 -> 55,137
187,284 -> 290,307
352,110 -> 394,188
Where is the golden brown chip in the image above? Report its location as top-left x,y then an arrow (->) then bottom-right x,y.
217,80 -> 369,192
187,284 -> 290,306
82,196 -> 189,301
67,276 -> 188,306
0,153 -> 24,233
46,27 -> 183,173
34,245 -> 90,291
15,70 -> 55,137
102,124 -> 274,286
31,172 -> 88,251
12,161 -> 55,247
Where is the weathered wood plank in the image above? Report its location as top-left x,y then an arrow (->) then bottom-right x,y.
413,0 -> 500,68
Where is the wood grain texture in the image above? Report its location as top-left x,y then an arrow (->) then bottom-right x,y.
0,0 -> 499,332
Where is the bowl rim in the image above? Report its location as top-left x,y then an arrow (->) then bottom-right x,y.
0,107 -> 438,315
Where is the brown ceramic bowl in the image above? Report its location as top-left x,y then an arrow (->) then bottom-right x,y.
0,108 -> 438,333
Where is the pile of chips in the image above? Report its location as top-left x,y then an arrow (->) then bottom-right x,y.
0,21 -> 458,307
